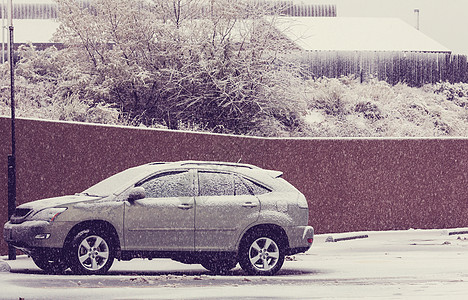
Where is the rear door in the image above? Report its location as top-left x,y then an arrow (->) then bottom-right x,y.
124,170 -> 195,251
194,171 -> 260,251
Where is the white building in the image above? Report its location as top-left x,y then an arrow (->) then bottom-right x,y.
275,16 -> 450,53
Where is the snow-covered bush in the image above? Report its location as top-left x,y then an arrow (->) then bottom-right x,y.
432,82 -> 468,108
299,77 -> 468,137
0,44 -> 124,125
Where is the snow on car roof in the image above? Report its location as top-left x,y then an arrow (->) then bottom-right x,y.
180,161 -> 259,169
148,161 -> 259,170
146,161 -> 284,179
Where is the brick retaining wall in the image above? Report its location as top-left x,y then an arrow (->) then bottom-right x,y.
2,117 -> 468,254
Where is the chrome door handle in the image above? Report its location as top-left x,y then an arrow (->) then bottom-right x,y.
242,202 -> 257,208
178,203 -> 193,210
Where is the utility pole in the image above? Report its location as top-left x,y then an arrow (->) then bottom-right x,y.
7,0 -> 15,261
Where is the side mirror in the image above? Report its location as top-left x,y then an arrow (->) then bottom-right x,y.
127,187 -> 146,202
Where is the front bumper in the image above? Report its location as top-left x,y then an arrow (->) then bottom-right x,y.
4,220 -> 68,251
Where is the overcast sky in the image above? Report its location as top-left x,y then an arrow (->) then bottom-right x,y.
304,0 -> 468,55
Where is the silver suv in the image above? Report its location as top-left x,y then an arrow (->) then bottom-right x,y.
4,161 -> 314,275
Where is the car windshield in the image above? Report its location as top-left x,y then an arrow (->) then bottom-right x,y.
82,166 -> 155,197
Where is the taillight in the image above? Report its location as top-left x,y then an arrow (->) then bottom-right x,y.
307,238 -> 313,244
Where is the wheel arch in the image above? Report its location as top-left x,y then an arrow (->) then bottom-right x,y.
63,220 -> 121,252
238,223 -> 290,253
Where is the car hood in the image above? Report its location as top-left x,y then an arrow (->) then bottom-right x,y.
18,194 -> 104,212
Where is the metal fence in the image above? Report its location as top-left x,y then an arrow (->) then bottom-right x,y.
294,51 -> 468,86
0,1 -> 336,19
253,1 -> 336,17
1,2 -> 58,19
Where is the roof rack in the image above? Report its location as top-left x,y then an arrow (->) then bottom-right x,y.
146,161 -> 265,171
179,160 -> 260,170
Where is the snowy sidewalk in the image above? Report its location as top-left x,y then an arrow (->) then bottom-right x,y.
1,228 -> 468,299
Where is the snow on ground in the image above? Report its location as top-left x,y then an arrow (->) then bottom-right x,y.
1,228 -> 468,299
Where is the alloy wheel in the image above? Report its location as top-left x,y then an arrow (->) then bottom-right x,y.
248,237 -> 280,271
77,235 -> 110,271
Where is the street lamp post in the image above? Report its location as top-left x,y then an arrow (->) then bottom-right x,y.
7,0 -> 15,261
2,0 -> 5,63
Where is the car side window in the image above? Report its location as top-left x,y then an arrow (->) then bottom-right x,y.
198,171 -> 234,196
234,175 -> 252,196
138,171 -> 192,198
241,177 -> 271,195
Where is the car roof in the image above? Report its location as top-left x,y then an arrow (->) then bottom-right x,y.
145,160 -> 283,178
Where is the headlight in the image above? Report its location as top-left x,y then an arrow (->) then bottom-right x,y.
30,208 -> 67,222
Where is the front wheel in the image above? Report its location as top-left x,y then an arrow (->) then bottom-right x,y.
32,252 -> 69,274
68,230 -> 115,275
239,231 -> 285,275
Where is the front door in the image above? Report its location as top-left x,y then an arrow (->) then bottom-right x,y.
124,170 -> 195,251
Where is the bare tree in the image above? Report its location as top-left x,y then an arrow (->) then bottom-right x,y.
54,0 -> 305,134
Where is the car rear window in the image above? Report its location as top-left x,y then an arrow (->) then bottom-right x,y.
241,177 -> 271,195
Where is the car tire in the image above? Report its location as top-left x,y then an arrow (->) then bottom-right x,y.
201,258 -> 237,274
32,252 -> 69,274
239,230 -> 285,276
68,229 -> 115,275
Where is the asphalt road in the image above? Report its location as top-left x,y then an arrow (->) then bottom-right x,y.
1,229 -> 468,299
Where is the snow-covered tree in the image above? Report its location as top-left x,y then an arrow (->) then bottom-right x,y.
53,0 -> 306,134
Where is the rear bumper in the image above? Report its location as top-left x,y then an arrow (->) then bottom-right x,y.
287,225 -> 314,253
286,246 -> 311,256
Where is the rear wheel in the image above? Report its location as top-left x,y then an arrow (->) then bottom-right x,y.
68,229 -> 115,275
201,258 -> 237,274
239,231 -> 285,275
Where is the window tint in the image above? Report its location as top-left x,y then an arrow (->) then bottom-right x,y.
139,171 -> 192,198
242,178 -> 271,195
198,172 -> 234,196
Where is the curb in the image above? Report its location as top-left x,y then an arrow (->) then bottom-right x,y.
0,259 -> 11,272
448,230 -> 468,236
326,234 -> 369,243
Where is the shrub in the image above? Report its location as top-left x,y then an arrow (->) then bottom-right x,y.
432,82 -> 468,108
300,76 -> 468,137
0,45 -> 125,125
